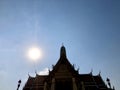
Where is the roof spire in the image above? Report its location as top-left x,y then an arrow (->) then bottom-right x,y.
62,43 -> 64,46
60,44 -> 67,58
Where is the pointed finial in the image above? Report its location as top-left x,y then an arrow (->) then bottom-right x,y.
77,67 -> 80,74
35,70 -> 37,74
98,70 -> 101,76
62,43 -> 64,46
90,69 -> 93,75
113,86 -> 115,90
60,45 -> 67,58
49,69 -> 51,74
28,72 -> 30,77
52,64 -> 54,69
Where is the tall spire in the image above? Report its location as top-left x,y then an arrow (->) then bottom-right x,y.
60,45 -> 67,58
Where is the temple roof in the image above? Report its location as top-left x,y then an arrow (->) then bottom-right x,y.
49,45 -> 78,77
23,46 -> 114,90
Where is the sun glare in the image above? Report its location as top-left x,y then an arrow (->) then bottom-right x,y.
27,47 -> 42,62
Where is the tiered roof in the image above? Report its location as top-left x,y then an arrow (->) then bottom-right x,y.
23,46 -> 114,90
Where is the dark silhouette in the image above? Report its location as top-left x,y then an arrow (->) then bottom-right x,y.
17,80 -> 21,90
106,78 -> 111,89
23,46 -> 115,90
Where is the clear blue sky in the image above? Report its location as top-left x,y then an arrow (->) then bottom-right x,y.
0,0 -> 120,90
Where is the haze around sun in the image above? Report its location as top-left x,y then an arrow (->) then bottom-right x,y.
27,46 -> 43,62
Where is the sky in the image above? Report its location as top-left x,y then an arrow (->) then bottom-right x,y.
0,0 -> 120,90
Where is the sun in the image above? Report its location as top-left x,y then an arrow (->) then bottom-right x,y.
27,46 -> 42,62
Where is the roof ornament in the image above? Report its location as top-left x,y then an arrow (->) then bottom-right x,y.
28,72 -> 30,77
35,70 -> 39,77
48,69 -> 51,74
60,44 -> 67,58
35,70 -> 37,75
90,69 -> 93,75
28,72 -> 33,78
113,86 -> 115,90
76,66 -> 80,74
98,70 -> 101,76
52,64 -> 54,69
72,64 -> 76,70
62,43 -> 64,46
106,78 -> 111,89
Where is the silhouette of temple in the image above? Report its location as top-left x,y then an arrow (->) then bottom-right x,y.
23,46 -> 115,90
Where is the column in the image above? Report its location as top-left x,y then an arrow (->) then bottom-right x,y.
51,78 -> 55,90
81,81 -> 85,90
44,82 -> 47,90
72,78 -> 77,90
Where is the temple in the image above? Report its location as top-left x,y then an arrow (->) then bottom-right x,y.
23,45 -> 115,90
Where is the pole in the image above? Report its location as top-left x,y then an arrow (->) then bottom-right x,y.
17,80 -> 21,90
